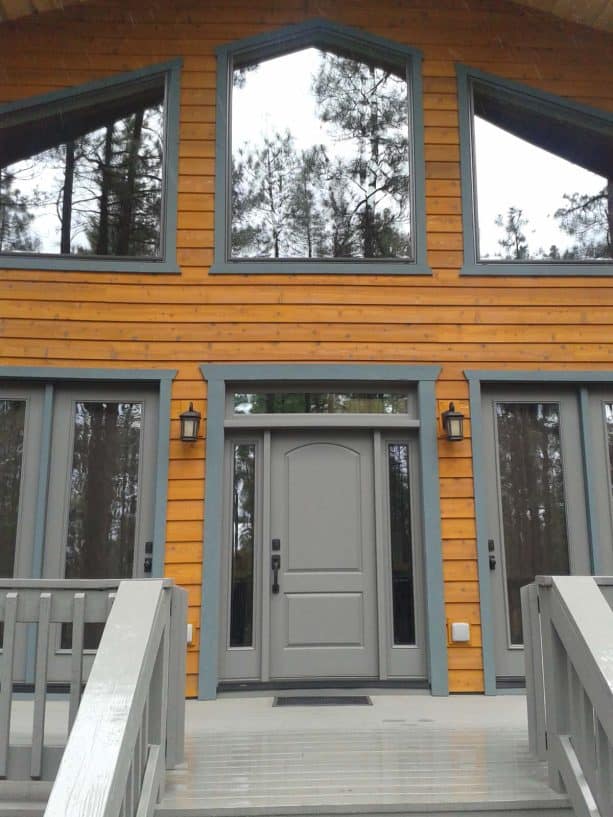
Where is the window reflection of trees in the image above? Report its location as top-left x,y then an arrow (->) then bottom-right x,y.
606,404 -> 613,505
388,443 -> 415,645
1,96 -> 164,257
0,400 -> 25,578
65,402 -> 142,581
496,403 -> 570,644
231,48 -> 412,260
230,444 -> 255,647
233,392 -> 408,415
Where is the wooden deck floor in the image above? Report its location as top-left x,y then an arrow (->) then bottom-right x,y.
158,694 -> 572,817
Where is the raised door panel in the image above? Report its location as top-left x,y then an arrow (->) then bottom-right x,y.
270,431 -> 378,680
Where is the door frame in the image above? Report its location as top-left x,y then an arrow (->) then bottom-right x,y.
0,365 -> 176,683
467,369 -> 613,695
199,364 -> 446,699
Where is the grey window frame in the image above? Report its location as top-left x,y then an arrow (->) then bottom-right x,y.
457,64 -> 613,277
211,18 -> 431,276
0,60 -> 182,274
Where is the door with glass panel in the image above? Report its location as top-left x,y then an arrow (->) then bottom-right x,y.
0,385 -> 44,681
218,415 -> 425,684
482,389 -> 591,682
43,386 -> 158,681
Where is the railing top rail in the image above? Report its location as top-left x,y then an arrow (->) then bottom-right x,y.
0,579 -> 173,590
43,579 -> 171,817
535,574 -> 613,587
546,575 -> 613,741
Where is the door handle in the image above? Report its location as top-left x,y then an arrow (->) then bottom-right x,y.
488,538 -> 496,570
271,555 -> 281,594
144,541 -> 153,575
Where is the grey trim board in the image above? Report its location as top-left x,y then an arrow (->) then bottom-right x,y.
198,364 -> 445,700
0,60 -> 182,274
456,63 -> 613,278
153,377 -> 173,578
465,368 -> 613,694
211,19 -> 431,277
31,384 -> 54,580
578,387 -> 602,574
417,380 -> 447,696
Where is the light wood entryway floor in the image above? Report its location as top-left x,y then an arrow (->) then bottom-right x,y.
158,694 -> 571,817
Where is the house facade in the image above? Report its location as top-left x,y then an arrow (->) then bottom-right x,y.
0,0 -> 612,700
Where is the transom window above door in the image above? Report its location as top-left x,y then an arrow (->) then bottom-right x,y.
212,20 -> 430,275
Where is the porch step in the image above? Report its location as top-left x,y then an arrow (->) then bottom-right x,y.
154,802 -> 574,817
0,802 -> 46,817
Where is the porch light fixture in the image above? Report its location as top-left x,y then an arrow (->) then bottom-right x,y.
180,402 -> 201,442
441,402 -> 464,442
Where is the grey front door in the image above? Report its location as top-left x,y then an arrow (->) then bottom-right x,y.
269,431 -> 378,679
482,389 -> 591,682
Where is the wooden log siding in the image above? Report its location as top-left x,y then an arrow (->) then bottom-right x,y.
0,0 -> 612,696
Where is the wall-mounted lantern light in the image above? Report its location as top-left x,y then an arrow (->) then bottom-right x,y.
180,402 -> 201,442
441,402 -> 464,442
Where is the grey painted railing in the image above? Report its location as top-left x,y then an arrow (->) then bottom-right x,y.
0,579 -> 187,816
521,576 -> 613,817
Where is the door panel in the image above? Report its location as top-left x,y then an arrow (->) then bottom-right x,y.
43,386 -> 157,681
483,389 -> 590,681
0,386 -> 43,682
270,431 -> 378,679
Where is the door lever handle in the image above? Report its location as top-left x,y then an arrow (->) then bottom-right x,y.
488,539 -> 496,570
271,555 -> 281,594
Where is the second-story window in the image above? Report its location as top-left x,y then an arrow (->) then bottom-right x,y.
213,20 -> 430,275
232,48 -> 411,261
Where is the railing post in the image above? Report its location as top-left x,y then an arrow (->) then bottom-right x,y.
166,585 -> 187,768
537,582 -> 567,793
521,583 -> 547,760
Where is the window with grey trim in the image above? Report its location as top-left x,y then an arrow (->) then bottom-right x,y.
0,62 -> 180,271
232,48 -> 412,260
469,78 -> 612,264
1,81 -> 163,257
213,21 -> 430,275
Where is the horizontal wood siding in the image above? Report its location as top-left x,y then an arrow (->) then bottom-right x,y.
0,0 -> 612,696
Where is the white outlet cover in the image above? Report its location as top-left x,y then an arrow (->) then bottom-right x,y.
186,623 -> 193,644
451,622 -> 470,642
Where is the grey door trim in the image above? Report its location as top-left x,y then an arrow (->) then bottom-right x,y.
466,369 -> 613,695
0,366 -> 176,582
199,364 -> 446,700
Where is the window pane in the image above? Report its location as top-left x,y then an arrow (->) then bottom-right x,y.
496,403 -> 570,645
473,84 -> 612,262
231,48 -> 412,260
230,444 -> 256,648
605,403 -> 613,505
0,400 -> 25,577
0,82 -> 164,258
233,392 -> 409,414
388,443 -> 415,645
65,402 -> 142,580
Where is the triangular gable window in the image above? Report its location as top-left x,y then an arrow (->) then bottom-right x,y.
212,20 -> 430,275
0,61 -> 180,272
458,66 -> 613,275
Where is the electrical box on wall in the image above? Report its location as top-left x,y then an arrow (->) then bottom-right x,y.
449,622 -> 471,643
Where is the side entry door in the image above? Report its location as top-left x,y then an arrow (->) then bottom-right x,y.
482,389 -> 591,683
43,386 -> 158,681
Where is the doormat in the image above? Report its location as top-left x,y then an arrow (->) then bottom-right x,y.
273,695 -> 372,706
